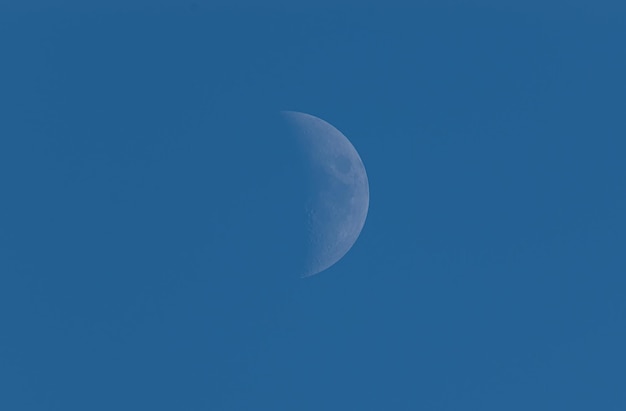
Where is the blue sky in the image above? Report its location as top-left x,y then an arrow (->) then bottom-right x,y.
1,2 -> 625,410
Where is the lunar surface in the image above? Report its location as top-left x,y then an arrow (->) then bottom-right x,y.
281,111 -> 369,277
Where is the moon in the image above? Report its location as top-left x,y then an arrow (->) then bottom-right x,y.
281,111 -> 370,278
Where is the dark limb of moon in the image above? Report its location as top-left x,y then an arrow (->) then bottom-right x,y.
281,111 -> 369,278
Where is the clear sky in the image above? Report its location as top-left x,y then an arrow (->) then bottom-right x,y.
1,2 -> 625,410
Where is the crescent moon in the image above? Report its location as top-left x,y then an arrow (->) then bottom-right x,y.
281,111 -> 370,277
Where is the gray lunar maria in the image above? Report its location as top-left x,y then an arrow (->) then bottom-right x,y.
281,111 -> 370,277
